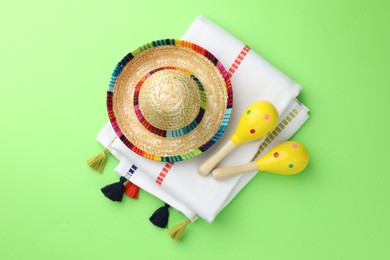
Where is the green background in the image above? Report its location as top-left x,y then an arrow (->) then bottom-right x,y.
1,0 -> 389,259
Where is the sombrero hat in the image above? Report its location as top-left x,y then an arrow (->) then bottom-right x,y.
107,39 -> 233,162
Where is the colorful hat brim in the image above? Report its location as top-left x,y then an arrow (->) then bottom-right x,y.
107,39 -> 233,162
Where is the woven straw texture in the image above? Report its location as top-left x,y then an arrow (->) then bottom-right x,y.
107,39 -> 233,162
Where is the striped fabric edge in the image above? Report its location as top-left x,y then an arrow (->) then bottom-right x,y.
227,45 -> 251,77
156,162 -> 175,185
123,164 -> 138,180
252,102 -> 304,160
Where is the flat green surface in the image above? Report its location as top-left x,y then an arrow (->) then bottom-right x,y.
1,0 -> 389,259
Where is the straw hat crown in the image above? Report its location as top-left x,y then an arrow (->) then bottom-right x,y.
138,68 -> 203,131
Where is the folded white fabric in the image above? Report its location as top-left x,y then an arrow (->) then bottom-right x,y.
97,124 -> 196,219
96,15 -> 309,223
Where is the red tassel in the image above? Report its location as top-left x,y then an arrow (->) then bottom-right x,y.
124,182 -> 139,199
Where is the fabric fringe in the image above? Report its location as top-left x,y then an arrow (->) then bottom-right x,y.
87,149 -> 109,173
124,181 -> 139,199
167,218 -> 191,241
100,176 -> 127,202
149,203 -> 170,228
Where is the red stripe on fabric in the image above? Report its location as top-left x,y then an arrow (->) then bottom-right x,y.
227,45 -> 251,77
155,162 -> 174,185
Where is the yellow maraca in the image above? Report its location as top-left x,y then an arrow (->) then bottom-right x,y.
198,101 -> 279,176
212,141 -> 309,180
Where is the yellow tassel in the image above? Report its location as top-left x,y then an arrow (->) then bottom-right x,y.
87,149 -> 109,173
167,218 -> 191,241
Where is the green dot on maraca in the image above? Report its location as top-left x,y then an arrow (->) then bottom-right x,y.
289,164 -> 294,168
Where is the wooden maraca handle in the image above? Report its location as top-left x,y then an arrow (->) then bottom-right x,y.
198,140 -> 238,176
212,161 -> 258,180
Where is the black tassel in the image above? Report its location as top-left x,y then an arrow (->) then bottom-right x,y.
149,203 -> 170,228
101,176 -> 127,202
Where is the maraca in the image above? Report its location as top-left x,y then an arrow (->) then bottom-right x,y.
212,141 -> 309,180
198,101 -> 279,176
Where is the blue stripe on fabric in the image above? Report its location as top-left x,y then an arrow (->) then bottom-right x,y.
124,164 -> 138,179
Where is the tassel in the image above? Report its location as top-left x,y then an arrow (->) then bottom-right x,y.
124,182 -> 139,199
87,149 -> 109,173
100,176 -> 127,202
149,203 -> 170,228
167,218 -> 191,241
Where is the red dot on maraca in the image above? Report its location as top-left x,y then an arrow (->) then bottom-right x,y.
250,129 -> 256,134
274,152 -> 279,158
